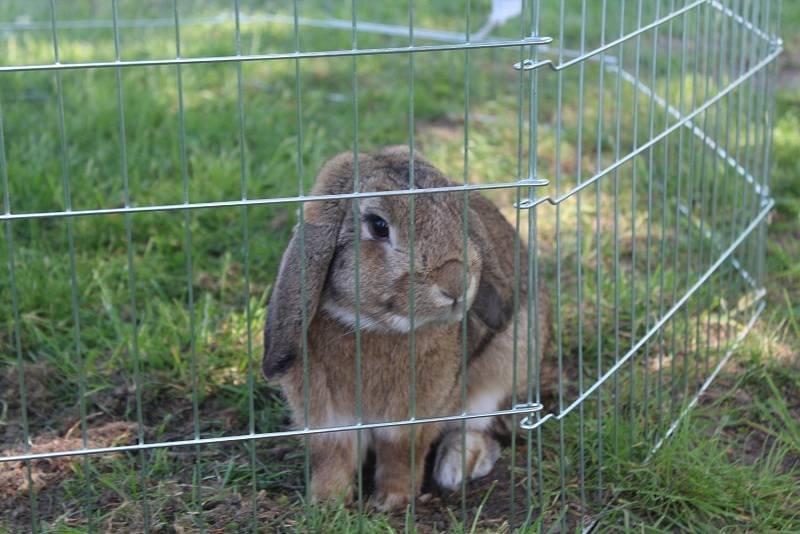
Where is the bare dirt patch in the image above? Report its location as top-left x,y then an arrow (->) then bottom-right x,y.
1,421 -> 137,527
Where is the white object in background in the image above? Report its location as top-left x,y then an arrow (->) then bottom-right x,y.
474,0 -> 522,40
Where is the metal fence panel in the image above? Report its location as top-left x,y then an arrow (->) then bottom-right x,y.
0,0 -> 780,531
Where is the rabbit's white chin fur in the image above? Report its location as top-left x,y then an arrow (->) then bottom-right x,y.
321,276 -> 478,333
321,300 -> 465,333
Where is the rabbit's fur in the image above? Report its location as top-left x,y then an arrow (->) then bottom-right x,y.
263,146 -> 554,511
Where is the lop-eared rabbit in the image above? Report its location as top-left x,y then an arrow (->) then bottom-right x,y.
263,146 -> 552,511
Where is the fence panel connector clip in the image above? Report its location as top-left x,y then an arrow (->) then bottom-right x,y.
514,402 -> 545,430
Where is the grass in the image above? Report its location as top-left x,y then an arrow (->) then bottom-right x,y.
1,0 -> 798,532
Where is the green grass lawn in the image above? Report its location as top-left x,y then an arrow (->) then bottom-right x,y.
0,1 -> 798,532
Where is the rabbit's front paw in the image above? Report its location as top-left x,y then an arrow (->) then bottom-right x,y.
433,430 -> 501,491
373,489 -> 411,512
310,480 -> 354,506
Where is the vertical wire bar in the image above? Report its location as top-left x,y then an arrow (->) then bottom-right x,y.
748,0 -> 769,300
642,0 -> 663,448
661,0 -> 679,443
111,1 -> 150,529
747,0 -> 767,304
744,0 -> 769,319
594,0 -> 608,503
721,0 -> 751,375
684,1 -> 700,395
738,0 -> 764,340
49,2 -> 93,528
748,0 -> 766,295
762,0 -> 779,281
403,0 -> 419,526
733,0 -> 755,353
718,0 -> 743,373
231,2 -> 257,531
759,0 -> 776,284
554,0 -> 567,528
728,2 -> 757,374
721,0 -> 742,360
509,1 -> 529,524
724,0 -> 742,380
694,0 -> 715,391
730,0 -> 757,349
748,0 -> 771,296
1,105 -> 40,534
714,0 -> 743,383
459,0 -> 471,525
171,3 -> 203,530
715,0 -> 732,379
691,0 -> 705,391
705,0 -> 724,445
667,0 -> 691,426
757,0 -> 778,289
694,0 -> 721,386
349,0 -> 365,526
654,0 -> 678,447
525,0 -> 535,521
710,0 -> 732,382
290,0 -> 312,510
684,0 -> 703,400
720,1 -> 745,367
611,0 -> 626,463
575,0 -> 588,520
395,3 -> 421,528
731,0 -> 755,361
755,0 -> 774,300
627,0 -> 645,453
726,1 -> 755,360
531,0 -> 544,524
526,0 -> 545,519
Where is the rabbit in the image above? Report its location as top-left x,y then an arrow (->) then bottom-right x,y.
262,146 -> 553,512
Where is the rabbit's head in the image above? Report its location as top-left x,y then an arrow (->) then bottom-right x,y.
263,146 -> 507,377
321,148 -> 482,333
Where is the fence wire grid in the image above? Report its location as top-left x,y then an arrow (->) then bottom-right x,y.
0,0 -> 782,531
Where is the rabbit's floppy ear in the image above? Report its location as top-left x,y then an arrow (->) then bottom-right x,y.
466,192 -> 517,335
262,153 -> 357,378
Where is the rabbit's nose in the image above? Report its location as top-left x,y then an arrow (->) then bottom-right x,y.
431,260 -> 466,305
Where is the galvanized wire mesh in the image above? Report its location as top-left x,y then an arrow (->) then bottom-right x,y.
0,0 -> 781,531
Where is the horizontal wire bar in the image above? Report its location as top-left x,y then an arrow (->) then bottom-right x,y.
677,201 -> 761,290
582,299 -> 767,534
0,36 -> 551,73
0,403 -> 542,463
517,43 -> 782,211
514,0 -> 708,72
0,179 -> 548,220
708,0 -> 774,45
1,200 -> 773,464
648,300 -> 766,458
0,11 -> 608,72
613,62 -> 763,290
1,43 -> 779,222
4,2 -> 769,61
554,198 -> 774,423
611,64 -> 768,198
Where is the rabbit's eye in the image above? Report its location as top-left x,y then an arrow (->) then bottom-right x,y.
365,214 -> 390,240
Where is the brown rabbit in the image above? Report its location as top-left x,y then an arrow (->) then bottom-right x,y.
262,146 -> 552,511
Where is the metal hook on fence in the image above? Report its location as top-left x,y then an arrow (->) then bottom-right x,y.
514,402 -> 545,430
512,177 -> 550,210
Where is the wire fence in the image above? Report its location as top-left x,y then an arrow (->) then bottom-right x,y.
0,0 -> 781,531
